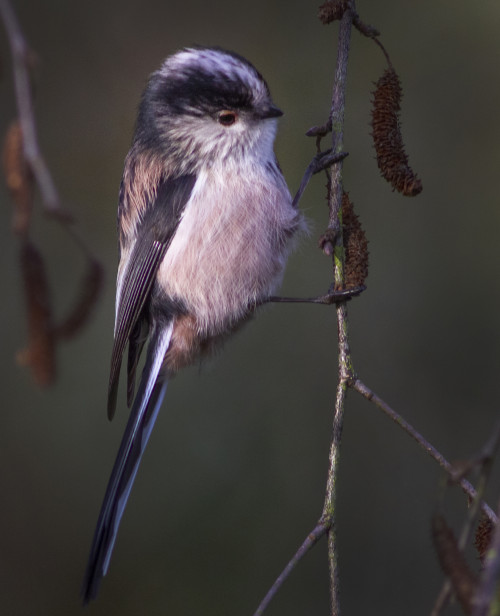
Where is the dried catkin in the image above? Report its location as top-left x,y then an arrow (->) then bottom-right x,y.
432,513 -> 477,615
474,515 -> 495,564
371,67 -> 422,196
342,192 -> 369,287
17,241 -> 56,386
318,0 -> 348,24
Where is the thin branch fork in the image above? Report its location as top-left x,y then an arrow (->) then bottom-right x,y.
353,379 -> 498,525
431,419 -> 500,616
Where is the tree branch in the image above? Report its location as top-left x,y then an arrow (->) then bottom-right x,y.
320,5 -> 356,615
252,521 -> 328,616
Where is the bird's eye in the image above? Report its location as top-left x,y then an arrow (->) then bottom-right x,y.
217,111 -> 238,126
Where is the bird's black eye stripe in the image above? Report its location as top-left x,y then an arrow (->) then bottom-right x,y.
217,111 -> 238,126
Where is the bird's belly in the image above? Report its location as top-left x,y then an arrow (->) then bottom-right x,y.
157,172 -> 298,336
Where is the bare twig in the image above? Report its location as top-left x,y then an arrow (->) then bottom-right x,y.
352,378 -> 498,525
455,418 -> 500,542
431,421 -> 500,616
0,0 -> 100,260
252,521 -> 328,616
430,580 -> 453,616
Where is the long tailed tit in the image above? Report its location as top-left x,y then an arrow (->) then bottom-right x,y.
81,46 -> 304,603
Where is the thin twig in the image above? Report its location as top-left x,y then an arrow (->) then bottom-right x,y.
0,0 -> 61,214
431,419 -> 500,616
430,582 -> 453,616
456,418 -> 500,545
324,0 -> 355,243
352,378 -> 498,525
252,521 -> 329,616
431,421 -> 500,616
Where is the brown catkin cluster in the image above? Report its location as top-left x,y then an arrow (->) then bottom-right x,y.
16,244 -> 103,387
371,67 -> 422,197
474,515 -> 495,564
17,241 -> 56,387
318,0 -> 349,24
342,192 -> 369,287
432,513 -> 478,615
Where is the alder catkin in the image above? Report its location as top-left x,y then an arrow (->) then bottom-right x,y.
474,515 -> 495,564
318,0 -> 348,25
431,513 -> 477,615
342,192 -> 369,287
371,67 -> 422,196
17,241 -> 56,387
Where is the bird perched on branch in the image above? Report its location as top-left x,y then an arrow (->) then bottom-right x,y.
81,46 -> 304,603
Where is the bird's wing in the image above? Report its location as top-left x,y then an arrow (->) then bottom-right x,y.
107,173 -> 196,419
81,320 -> 173,604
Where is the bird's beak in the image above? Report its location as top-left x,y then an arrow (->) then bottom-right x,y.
259,104 -> 283,119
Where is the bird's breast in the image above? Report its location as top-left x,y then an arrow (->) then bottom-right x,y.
157,165 -> 300,336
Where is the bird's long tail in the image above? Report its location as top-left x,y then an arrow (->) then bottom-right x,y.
81,321 -> 173,604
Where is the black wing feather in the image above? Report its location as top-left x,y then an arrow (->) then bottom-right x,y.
107,239 -> 166,418
107,173 -> 197,419
126,319 -> 148,407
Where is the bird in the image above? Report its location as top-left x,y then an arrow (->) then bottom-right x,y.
81,46 -> 304,603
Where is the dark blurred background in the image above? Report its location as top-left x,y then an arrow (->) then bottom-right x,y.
1,1 -> 500,614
